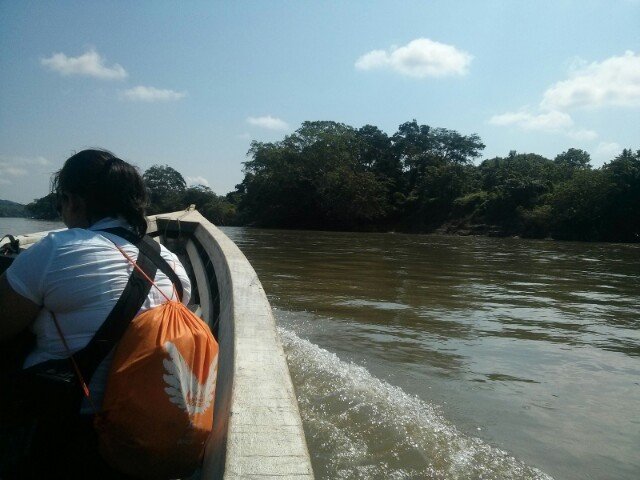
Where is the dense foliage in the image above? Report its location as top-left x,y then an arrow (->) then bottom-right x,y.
16,120 -> 639,242
143,164 -> 187,214
25,193 -> 58,220
17,165 -> 236,226
236,120 -> 639,242
143,165 -> 237,225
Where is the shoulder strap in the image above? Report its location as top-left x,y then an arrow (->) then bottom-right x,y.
73,242 -> 158,381
73,227 -> 185,382
99,227 -> 183,302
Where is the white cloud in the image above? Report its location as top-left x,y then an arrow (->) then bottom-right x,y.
0,155 -> 52,181
489,109 -> 601,141
41,49 -> 128,80
567,129 -> 599,141
489,109 -> 574,131
236,132 -> 252,140
355,38 -> 473,78
490,51 -> 639,142
355,50 -> 390,71
186,176 -> 210,187
542,51 -> 640,109
246,115 -> 289,130
0,155 -> 51,167
21,156 -> 51,166
0,162 -> 28,177
594,141 -> 622,162
0,156 -> 55,203
123,86 -> 187,102
34,156 -> 50,166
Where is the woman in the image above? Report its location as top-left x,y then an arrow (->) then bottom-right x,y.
0,149 -> 191,477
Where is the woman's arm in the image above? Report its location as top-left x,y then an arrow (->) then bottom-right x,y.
0,272 -> 40,342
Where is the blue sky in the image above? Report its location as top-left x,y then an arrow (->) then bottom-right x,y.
1,0 -> 638,204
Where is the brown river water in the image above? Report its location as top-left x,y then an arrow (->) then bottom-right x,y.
2,219 -> 639,479
222,227 -> 639,480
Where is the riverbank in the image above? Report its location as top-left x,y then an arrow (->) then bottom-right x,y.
433,217 -> 540,240
240,219 -> 639,245
4,211 -> 638,246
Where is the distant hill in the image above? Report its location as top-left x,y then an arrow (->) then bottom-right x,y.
0,199 -> 28,217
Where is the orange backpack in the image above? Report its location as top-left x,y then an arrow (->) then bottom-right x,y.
95,243 -> 219,479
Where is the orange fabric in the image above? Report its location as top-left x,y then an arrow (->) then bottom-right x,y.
95,301 -> 218,479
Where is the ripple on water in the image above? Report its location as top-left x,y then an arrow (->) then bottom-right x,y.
334,299 -> 411,311
279,328 -> 553,480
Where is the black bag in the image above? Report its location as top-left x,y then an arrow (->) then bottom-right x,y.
0,338 -> 87,476
1,309 -> 94,425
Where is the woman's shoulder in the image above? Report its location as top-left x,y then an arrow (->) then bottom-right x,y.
47,227 -> 100,243
42,228 -> 115,255
14,228 -> 91,261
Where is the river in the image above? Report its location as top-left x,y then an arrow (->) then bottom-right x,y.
222,227 -> 639,480
2,218 -> 639,479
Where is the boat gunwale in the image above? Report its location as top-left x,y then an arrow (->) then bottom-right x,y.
150,210 -> 313,479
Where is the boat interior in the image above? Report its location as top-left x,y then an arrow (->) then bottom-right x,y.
0,209 -> 314,479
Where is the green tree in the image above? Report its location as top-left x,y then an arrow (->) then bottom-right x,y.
391,120 -> 484,229
355,125 -> 403,221
181,185 -> 216,209
200,196 -> 237,226
181,185 -> 237,225
241,121 -> 390,228
478,152 -> 556,232
356,125 -> 401,182
406,160 -> 479,230
549,169 -> 612,241
392,120 -> 483,173
143,165 -> 187,214
242,139 -> 318,227
600,149 -> 640,241
25,193 -> 59,220
554,148 -> 591,180
316,166 -> 389,227
233,118 -> 638,241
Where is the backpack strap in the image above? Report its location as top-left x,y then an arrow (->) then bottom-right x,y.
99,227 -> 183,302
73,240 -> 159,382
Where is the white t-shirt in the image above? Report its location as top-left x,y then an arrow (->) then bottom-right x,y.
6,217 -> 191,412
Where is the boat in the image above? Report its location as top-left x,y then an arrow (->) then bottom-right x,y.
0,208 -> 315,479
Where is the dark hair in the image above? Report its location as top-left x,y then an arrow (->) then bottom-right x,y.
52,149 -> 148,236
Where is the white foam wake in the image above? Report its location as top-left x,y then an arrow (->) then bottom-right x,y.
279,327 -> 553,480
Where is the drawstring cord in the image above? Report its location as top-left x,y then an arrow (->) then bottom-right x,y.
112,243 -> 178,303
51,311 -> 98,415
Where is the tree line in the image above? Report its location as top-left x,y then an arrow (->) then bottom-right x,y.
237,120 -> 639,242
19,166 -> 237,227
0,199 -> 27,218
17,119 -> 640,242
